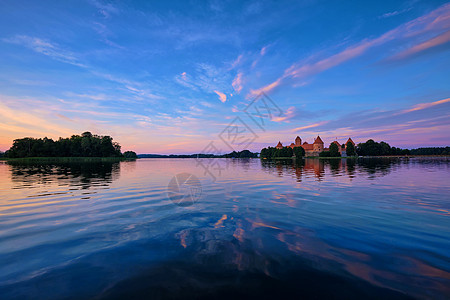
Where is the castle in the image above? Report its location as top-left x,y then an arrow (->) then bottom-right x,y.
275,136 -> 355,157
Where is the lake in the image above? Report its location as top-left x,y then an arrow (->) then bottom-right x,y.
0,158 -> 449,299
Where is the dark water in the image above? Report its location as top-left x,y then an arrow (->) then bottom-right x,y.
0,158 -> 449,299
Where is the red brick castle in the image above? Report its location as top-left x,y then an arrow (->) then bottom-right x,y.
275,136 -> 355,157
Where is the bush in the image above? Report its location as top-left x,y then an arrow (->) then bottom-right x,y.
293,146 -> 305,158
329,143 -> 341,157
346,142 -> 356,156
319,151 -> 331,157
123,151 -> 138,159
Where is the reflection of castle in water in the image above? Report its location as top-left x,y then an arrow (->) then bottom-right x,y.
8,161 -> 122,189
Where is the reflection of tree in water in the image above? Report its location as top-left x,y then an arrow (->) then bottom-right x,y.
259,157 -> 440,181
8,161 -> 120,189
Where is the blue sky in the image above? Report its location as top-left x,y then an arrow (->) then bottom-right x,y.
0,0 -> 449,154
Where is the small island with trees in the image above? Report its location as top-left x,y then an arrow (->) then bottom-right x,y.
1,132 -> 137,161
260,135 -> 449,159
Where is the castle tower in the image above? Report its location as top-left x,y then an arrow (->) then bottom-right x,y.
276,141 -> 283,149
345,138 -> 355,149
295,136 -> 301,146
313,136 -> 324,152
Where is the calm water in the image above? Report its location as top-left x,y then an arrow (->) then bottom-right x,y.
0,158 -> 449,299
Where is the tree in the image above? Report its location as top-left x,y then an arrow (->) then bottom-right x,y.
346,141 -> 356,156
293,146 -> 305,158
4,132 -> 124,158
329,143 -> 341,157
123,151 -> 138,159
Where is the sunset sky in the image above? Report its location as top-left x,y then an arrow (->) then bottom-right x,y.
0,0 -> 449,154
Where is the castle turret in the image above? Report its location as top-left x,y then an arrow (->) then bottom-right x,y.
345,138 -> 355,149
313,136 -> 324,152
276,141 -> 283,149
295,136 -> 301,146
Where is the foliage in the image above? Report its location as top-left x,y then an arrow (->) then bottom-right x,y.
260,146 -> 294,158
319,151 -> 331,157
346,141 -> 356,156
224,150 -> 258,158
5,132 -> 123,158
329,143 -> 341,157
356,140 -> 410,156
293,146 -> 305,158
123,151 -> 138,159
410,147 -> 450,155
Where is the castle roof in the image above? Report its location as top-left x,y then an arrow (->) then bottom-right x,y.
302,144 -> 314,150
303,141 -> 308,144
276,141 -> 283,147
295,136 -> 301,140
331,141 -> 340,147
313,136 -> 324,144
346,138 -> 355,145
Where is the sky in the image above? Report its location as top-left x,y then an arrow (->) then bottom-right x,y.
0,0 -> 449,154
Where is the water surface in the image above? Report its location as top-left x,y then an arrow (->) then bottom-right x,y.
0,158 -> 449,299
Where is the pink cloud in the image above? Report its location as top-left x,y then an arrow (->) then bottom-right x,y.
402,97 -> 450,113
272,106 -> 296,122
391,30 -> 450,59
291,121 -> 329,132
232,72 -> 243,93
214,90 -> 227,103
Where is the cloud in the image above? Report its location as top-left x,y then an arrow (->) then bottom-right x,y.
89,0 -> 119,18
378,7 -> 412,19
272,106 -> 297,122
214,90 -> 227,103
232,72 -> 243,93
401,98 -> 450,113
249,3 -> 450,96
292,121 -> 329,132
260,45 -> 268,56
230,54 -> 244,69
390,30 -> 450,60
3,35 -> 86,68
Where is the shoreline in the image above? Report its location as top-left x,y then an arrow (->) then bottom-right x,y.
0,157 -> 135,163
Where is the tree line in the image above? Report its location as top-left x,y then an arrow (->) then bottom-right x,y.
409,147 -> 450,155
138,150 -> 258,158
356,140 -> 410,156
3,132 -> 137,158
260,146 -> 305,159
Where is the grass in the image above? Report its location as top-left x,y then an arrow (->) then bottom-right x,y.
0,157 -> 134,163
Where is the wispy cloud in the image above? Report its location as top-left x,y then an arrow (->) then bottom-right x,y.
402,98 -> 450,113
390,30 -> 450,60
232,72 -> 243,93
250,3 -> 450,96
378,7 -> 412,19
89,0 -> 120,18
3,35 -> 87,68
292,121 -> 329,132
